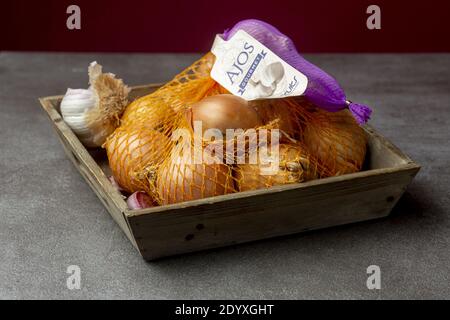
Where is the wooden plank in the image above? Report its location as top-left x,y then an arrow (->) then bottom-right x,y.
128,83 -> 164,101
39,97 -> 137,247
363,125 -> 413,169
38,84 -> 163,251
128,163 -> 419,260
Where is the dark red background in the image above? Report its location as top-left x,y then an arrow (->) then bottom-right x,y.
2,0 -> 450,52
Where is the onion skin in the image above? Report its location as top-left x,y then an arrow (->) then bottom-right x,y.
235,144 -> 317,192
303,109 -> 367,176
251,97 -> 313,142
251,99 -> 298,139
105,126 -> 170,193
156,144 -> 234,205
120,54 -> 217,126
190,94 -> 262,134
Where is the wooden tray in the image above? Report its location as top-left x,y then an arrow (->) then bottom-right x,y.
39,84 -> 420,260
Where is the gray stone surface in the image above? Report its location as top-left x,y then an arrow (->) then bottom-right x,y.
0,52 -> 449,300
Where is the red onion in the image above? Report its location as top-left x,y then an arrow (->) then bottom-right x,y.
126,191 -> 154,210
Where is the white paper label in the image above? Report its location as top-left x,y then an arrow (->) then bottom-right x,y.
210,30 -> 308,100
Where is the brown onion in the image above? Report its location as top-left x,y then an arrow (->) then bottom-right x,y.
190,94 -> 262,134
105,126 -> 171,193
303,109 -> 367,176
251,99 -> 298,138
235,144 -> 317,192
156,143 -> 234,205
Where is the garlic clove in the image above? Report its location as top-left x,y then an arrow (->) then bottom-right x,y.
61,88 -> 95,114
126,191 -> 154,210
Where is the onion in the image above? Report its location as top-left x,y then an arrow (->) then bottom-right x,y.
105,126 -> 171,193
156,143 -> 234,205
120,96 -> 178,131
189,94 -> 262,134
122,58 -> 217,125
251,99 -> 300,140
235,144 -> 316,192
303,109 -> 367,176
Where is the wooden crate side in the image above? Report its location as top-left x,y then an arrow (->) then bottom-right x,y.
39,97 -> 137,247
128,83 -> 164,101
128,164 -> 419,260
38,84 -> 163,248
363,125 -> 414,169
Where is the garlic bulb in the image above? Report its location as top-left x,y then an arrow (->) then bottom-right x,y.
60,62 -> 130,147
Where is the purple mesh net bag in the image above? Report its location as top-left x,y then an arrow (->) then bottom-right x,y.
222,19 -> 372,124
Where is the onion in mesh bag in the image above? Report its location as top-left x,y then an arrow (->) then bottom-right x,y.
251,97 -> 312,142
235,143 -> 318,192
189,94 -> 262,134
121,53 -> 219,127
105,125 -> 171,193
303,108 -> 367,176
104,50 -> 367,208
156,142 -> 235,205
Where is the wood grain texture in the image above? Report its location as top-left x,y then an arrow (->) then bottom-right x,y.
39,83 -> 420,261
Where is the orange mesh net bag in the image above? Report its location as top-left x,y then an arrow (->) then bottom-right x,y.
105,53 -> 366,206
261,96 -> 368,177
302,106 -> 367,176
234,142 -> 320,192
